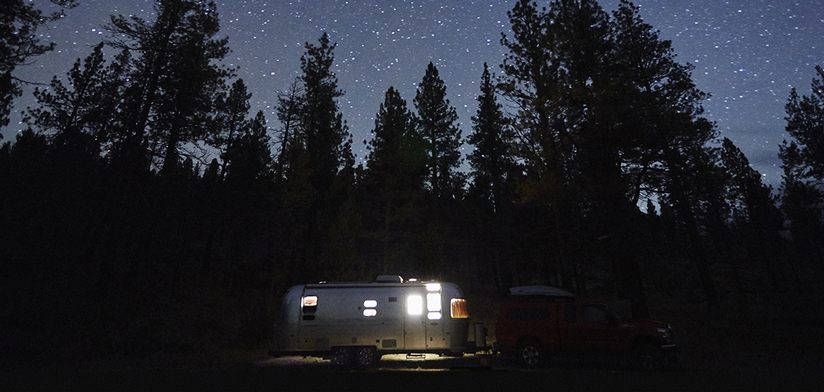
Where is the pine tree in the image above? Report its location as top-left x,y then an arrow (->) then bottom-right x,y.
779,142 -> 823,269
283,33 -> 354,282
210,78 -> 252,179
364,86 -> 426,273
366,87 -> 426,198
783,65 -> 824,181
499,0 -> 721,310
298,32 -> 352,201
223,110 -> 273,185
721,137 -> 786,290
413,62 -> 462,200
24,42 -> 110,159
105,0 -> 232,175
0,0 -> 78,131
780,66 -> 824,270
467,63 -> 515,214
274,79 -> 304,184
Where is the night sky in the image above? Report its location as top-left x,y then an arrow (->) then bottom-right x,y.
6,0 -> 824,188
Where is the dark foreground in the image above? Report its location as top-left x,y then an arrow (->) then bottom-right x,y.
4,354 -> 823,391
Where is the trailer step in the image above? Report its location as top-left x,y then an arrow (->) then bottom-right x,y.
406,353 -> 426,360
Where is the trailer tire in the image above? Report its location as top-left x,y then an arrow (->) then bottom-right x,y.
331,347 -> 354,368
356,346 -> 379,368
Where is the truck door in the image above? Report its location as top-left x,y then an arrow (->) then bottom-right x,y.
563,303 -> 621,354
404,290 -> 427,350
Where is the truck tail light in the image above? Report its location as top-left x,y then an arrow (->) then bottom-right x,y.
451,298 -> 468,318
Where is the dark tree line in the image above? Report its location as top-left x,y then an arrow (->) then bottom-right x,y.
0,0 -> 821,362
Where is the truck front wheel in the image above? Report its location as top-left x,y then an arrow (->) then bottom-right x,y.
633,342 -> 665,371
517,339 -> 547,368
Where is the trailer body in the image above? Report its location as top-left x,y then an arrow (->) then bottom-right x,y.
271,276 -> 470,364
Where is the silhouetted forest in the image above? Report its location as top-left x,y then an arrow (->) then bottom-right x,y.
2,0 -> 823,366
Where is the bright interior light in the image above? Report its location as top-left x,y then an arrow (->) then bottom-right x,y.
427,293 -> 442,312
428,312 -> 442,320
407,295 -> 423,315
363,309 -> 377,317
426,283 -> 441,292
302,295 -> 318,307
451,298 -> 468,318
363,300 -> 377,308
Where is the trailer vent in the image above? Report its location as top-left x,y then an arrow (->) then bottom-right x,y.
376,275 -> 403,283
382,339 -> 397,348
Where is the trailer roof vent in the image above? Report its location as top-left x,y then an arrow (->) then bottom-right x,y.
376,275 -> 403,283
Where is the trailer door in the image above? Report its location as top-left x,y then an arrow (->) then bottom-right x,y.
424,289 -> 445,349
404,289 -> 427,350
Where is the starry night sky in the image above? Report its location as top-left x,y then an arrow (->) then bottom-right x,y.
6,0 -> 824,188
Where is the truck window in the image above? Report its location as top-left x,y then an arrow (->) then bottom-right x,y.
506,307 -> 550,321
582,305 -> 608,324
564,304 -> 577,323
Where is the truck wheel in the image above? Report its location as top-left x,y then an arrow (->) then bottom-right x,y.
633,342 -> 664,371
331,347 -> 353,368
356,346 -> 379,368
517,340 -> 547,368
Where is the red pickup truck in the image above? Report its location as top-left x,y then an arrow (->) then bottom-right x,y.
494,286 -> 678,370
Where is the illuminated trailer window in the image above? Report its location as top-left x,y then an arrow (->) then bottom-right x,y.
302,295 -> 318,307
427,292 -> 442,320
407,295 -> 423,315
302,295 -> 318,318
363,299 -> 377,317
451,298 -> 468,318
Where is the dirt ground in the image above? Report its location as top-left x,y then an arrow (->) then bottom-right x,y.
4,288 -> 823,390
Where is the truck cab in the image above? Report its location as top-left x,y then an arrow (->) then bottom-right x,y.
494,286 -> 677,370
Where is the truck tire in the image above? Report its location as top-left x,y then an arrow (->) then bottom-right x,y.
331,347 -> 353,368
356,346 -> 379,368
633,342 -> 664,371
517,339 -> 547,368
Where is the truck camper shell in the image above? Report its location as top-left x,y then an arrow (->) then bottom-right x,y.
271,275 -> 471,367
508,285 -> 575,300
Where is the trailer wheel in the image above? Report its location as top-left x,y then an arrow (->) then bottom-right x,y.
331,347 -> 353,368
356,346 -> 379,368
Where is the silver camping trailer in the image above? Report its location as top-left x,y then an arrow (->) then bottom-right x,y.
270,275 -> 471,367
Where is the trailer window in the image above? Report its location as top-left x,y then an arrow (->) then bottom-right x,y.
302,295 -> 318,315
451,298 -> 468,318
407,295 -> 423,315
427,293 -> 441,312
363,299 -> 377,317
302,295 -> 318,307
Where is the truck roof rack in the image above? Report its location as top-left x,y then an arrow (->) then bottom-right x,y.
509,285 -> 575,299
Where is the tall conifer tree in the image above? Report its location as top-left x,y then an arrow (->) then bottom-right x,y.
468,63 -> 514,213
414,62 -> 462,200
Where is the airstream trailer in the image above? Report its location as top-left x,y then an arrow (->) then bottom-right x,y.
270,275 -> 471,367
